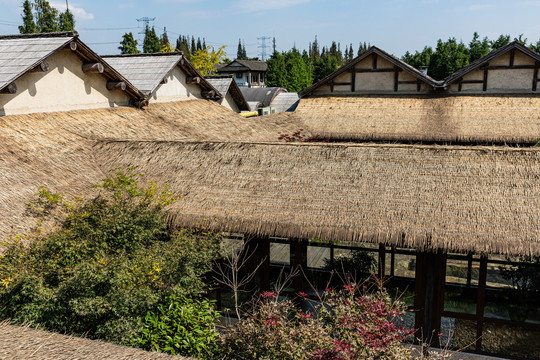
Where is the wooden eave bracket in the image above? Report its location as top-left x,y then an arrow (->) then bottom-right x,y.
30,60 -> 50,73
106,81 -> 126,91
0,82 -> 17,94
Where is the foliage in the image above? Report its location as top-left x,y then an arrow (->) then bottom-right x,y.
266,49 -> 313,92
0,168 -> 220,344
133,295 -> 220,358
58,8 -> 74,31
143,25 -> 161,53
237,38 -> 248,60
119,32 -> 140,54
428,38 -> 470,80
468,32 -> 490,62
160,27 -> 175,53
33,0 -> 59,32
218,278 -> 415,360
323,249 -> 376,281
499,257 -> 540,321
18,0 -> 36,34
190,45 -> 227,76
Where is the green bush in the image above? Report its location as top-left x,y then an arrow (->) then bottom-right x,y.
133,295 -> 220,358
0,168 -> 220,344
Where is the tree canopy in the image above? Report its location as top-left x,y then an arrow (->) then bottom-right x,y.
142,25 -> 161,54
119,32 -> 139,54
19,0 -> 75,33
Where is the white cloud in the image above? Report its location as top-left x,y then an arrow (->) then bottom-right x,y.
236,0 -> 311,12
51,2 -> 94,20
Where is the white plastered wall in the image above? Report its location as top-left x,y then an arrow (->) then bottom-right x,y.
221,92 -> 240,112
150,66 -> 203,103
0,49 -> 132,116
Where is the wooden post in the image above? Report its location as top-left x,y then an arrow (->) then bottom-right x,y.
483,66 -> 489,91
30,60 -> 50,73
394,67 -> 399,92
533,65 -> 538,92
372,53 -> 377,69
351,67 -> 356,92
378,244 -> 386,278
329,79 -> 334,93
0,82 -> 17,94
509,49 -> 515,67
475,256 -> 488,352
106,81 -> 126,91
186,76 -> 201,84
82,63 -> 104,74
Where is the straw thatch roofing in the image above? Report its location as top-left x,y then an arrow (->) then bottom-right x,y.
92,141 -> 540,257
0,323 -> 190,359
0,32 -> 143,101
0,100 -> 307,237
290,94 -> 540,144
240,87 -> 288,108
204,76 -> 250,111
300,46 -> 441,97
102,53 -> 219,98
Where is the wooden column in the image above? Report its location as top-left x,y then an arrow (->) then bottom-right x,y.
372,53 -> 378,69
351,68 -> 356,92
378,244 -> 386,278
394,66 -> 399,92
483,65 -> 489,91
414,251 -> 446,347
475,256 -> 488,352
509,49 -> 515,67
533,64 -> 538,92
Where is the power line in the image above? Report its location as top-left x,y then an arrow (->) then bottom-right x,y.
257,36 -> 271,61
79,26 -> 138,31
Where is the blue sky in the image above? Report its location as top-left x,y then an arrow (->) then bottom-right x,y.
0,0 -> 537,59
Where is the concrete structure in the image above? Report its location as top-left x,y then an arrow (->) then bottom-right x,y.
102,52 -> 220,104
0,32 -> 143,116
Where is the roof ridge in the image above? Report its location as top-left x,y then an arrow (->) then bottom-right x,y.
0,31 -> 77,40
102,51 -> 184,58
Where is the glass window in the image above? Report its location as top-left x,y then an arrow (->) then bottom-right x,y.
439,317 -> 477,351
307,246 -> 330,269
393,253 -> 416,279
444,258 -> 479,314
270,242 -> 290,265
484,259 -> 540,324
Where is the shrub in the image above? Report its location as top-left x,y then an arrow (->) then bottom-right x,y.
0,168 -> 220,344
132,295 -> 220,358
219,278 -> 414,360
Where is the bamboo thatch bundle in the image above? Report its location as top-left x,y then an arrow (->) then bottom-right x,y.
0,323 -> 190,359
293,95 -> 540,144
93,141 -> 540,257
0,100 -> 306,237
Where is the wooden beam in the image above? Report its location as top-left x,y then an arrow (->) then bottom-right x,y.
69,42 -> 77,51
30,60 -> 50,73
350,68 -> 356,92
106,81 -> 126,91
509,49 -> 515,67
355,68 -> 396,73
398,80 -> 418,84
460,79 -> 484,84
201,90 -> 216,98
533,65 -> 538,91
486,64 -> 536,70
394,66 -> 399,92
483,67 -> 489,91
372,53 -> 377,69
0,82 -> 17,94
82,62 -> 104,74
186,76 -> 201,84
332,81 -> 351,86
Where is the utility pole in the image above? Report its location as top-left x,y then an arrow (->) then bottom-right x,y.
137,17 -> 156,50
272,37 -> 276,54
257,36 -> 271,61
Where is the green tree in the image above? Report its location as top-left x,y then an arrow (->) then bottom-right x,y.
313,52 -> 339,81
34,0 -> 59,33
402,46 -> 433,70
530,40 -> 540,53
266,51 -> 287,88
18,0 -> 36,34
0,169 -> 220,344
236,38 -> 245,60
469,32 -> 490,62
58,8 -> 74,31
118,32 -> 139,54
196,37 -> 202,51
143,25 -> 161,53
490,34 -> 511,51
160,27 -> 174,52
428,38 -> 469,80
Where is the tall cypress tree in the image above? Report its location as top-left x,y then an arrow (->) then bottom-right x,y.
19,0 -> 36,34
143,25 -> 161,53
119,32 -> 139,54
191,37 -> 196,54
237,38 -> 243,59
58,8 -> 75,31
34,0 -> 59,33
196,37 -> 202,51
242,42 -> 247,59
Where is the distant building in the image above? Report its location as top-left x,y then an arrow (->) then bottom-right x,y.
102,52 -> 220,104
217,59 -> 267,88
204,75 -> 250,112
0,32 -> 144,116
240,87 -> 288,111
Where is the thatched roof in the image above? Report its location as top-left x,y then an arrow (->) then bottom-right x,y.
290,94 -> 540,144
92,141 -> 540,257
102,53 -> 219,99
0,100 -> 306,237
0,323 -> 190,359
0,32 -> 143,101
